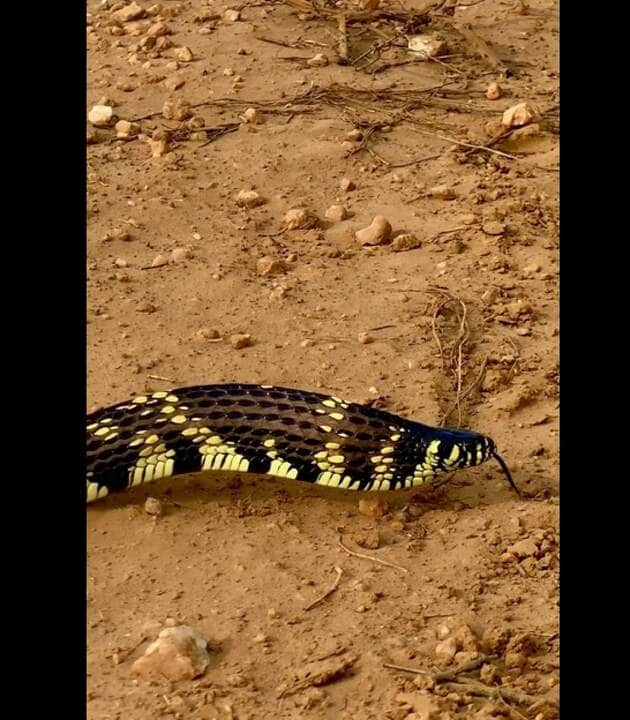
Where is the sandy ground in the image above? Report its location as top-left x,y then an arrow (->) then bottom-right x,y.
87,1 -> 559,718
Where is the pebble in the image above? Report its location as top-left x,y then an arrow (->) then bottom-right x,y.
481,221 -> 506,236
324,204 -> 348,222
486,82 -> 502,100
88,105 -> 113,126
132,625 -> 209,681
195,328 -> 220,341
253,633 -> 269,644
507,537 -> 539,558
434,637 -> 458,664
428,184 -> 456,200
481,287 -> 498,304
162,98 -> 192,120
149,137 -> 169,157
346,129 -> 363,141
283,207 -> 319,230
164,76 -> 184,91
174,46 -> 193,62
144,497 -> 163,516
358,497 -> 388,519
504,651 -> 526,670
230,333 -> 253,349
170,247 -> 190,263
257,256 -> 287,276
300,339 -> 314,348
115,120 -> 140,137
357,332 -> 374,345
407,33 -> 446,59
236,190 -> 265,208
307,53 -> 329,67
352,529 -> 381,549
114,258 -> 128,268
87,128 -> 97,144
147,21 -> 170,37
355,215 -> 392,246
151,254 -> 168,267
502,101 -> 540,128
241,107 -> 260,124
223,9 -> 240,22
436,624 -> 450,640
339,177 -> 355,192
114,2 -> 145,23
137,301 -> 158,313
391,233 -> 422,252
454,624 -> 478,652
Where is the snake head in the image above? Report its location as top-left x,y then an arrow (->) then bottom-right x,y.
411,427 -> 519,495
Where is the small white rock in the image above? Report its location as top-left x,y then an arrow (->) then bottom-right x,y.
174,46 -> 193,62
241,107 -> 260,124
307,53 -> 329,67
355,215 -> 392,246
144,497 -> 163,516
486,82 -> 502,100
115,120 -> 140,138
235,190 -> 265,208
502,101 -> 540,128
283,207 -> 318,230
88,105 -> 113,126
132,625 -> 209,681
435,637 -> 458,664
325,204 -> 348,222
223,9 -> 240,22
407,34 -> 446,59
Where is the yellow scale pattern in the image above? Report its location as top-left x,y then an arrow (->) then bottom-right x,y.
312,396 -> 360,490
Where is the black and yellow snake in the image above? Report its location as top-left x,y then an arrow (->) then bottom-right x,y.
86,383 -> 518,503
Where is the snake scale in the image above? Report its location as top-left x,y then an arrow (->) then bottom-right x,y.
86,383 -> 518,503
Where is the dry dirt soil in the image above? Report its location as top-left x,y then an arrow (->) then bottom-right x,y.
87,1 -> 559,718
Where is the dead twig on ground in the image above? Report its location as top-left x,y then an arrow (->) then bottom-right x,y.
304,566 -> 343,611
432,654 -> 498,682
338,534 -> 408,573
337,14 -> 349,65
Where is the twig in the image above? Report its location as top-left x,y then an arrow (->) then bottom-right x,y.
338,534 -> 408,573
432,654 -> 498,682
304,566 -> 343,611
337,14 -> 349,65
146,374 -> 177,383
441,680 -> 549,708
383,662 -> 430,675
410,126 -> 519,160
117,635 -> 147,663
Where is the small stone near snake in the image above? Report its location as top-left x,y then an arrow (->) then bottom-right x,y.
355,215 -> 392,246
283,207 -> 319,230
325,204 -> 348,222
88,105 -> 113,126
132,625 -> 209,681
137,301 -> 158,314
257,256 -> 287,276
358,497 -> 388,519
486,82 -> 502,100
174,46 -> 193,62
144,497 -> 163,516
230,333 -> 253,349
236,190 -> 265,208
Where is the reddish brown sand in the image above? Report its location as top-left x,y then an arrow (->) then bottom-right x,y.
87,1 -> 559,718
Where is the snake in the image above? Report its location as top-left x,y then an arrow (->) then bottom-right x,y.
86,383 -> 519,503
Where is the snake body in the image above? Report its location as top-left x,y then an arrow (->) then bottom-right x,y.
86,383 -> 518,503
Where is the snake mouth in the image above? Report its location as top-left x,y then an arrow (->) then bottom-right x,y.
491,451 -> 521,496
